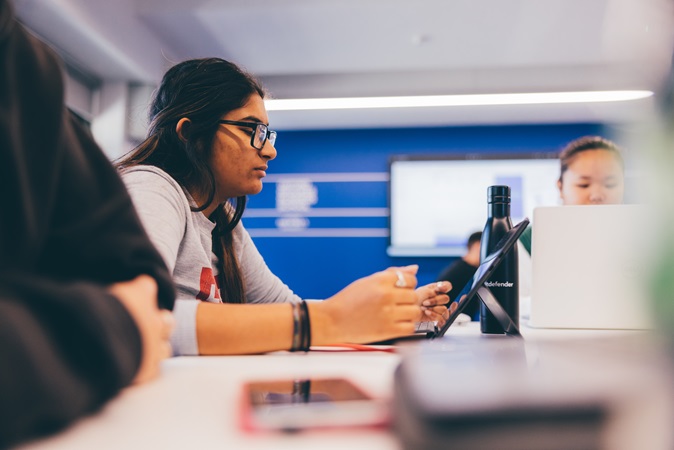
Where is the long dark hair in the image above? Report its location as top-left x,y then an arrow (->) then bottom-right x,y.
116,58 -> 266,303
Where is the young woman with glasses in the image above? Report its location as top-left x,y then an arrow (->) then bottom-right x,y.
116,58 -> 453,355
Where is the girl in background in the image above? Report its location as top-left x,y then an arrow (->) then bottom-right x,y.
557,136 -> 625,206
521,135 -> 625,253
518,135 -> 626,319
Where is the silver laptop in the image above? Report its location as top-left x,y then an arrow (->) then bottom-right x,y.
528,205 -> 653,330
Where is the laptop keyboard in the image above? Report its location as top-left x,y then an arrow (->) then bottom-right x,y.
414,321 -> 438,333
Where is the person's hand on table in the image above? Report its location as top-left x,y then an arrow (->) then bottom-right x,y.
109,275 -> 174,385
415,280 -> 452,327
321,265 -> 420,344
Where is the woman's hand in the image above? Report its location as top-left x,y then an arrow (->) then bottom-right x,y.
109,275 -> 174,385
415,280 -> 452,327
318,265 -> 421,344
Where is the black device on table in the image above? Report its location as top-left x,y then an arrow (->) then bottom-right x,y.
381,217 -> 529,344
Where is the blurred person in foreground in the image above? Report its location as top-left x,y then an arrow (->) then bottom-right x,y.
0,1 -> 175,448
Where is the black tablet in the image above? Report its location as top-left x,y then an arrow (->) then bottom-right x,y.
431,217 -> 530,339
371,218 -> 528,345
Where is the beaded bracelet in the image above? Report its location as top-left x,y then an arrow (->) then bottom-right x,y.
298,300 -> 311,352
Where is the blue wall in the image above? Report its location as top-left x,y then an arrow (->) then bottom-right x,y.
242,123 -> 604,300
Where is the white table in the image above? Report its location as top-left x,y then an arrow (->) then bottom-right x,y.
19,322 -> 670,450
20,351 -> 402,450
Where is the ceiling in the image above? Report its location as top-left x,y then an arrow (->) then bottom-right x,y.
14,0 -> 674,130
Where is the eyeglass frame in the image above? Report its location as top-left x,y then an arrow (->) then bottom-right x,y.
218,120 -> 277,150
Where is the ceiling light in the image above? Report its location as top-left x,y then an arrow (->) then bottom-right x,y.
265,90 -> 653,111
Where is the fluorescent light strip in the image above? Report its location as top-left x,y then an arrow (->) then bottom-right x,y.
265,90 -> 653,111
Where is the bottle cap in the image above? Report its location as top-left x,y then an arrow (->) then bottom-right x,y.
488,185 -> 511,203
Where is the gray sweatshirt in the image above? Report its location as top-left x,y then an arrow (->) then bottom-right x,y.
122,166 -> 300,355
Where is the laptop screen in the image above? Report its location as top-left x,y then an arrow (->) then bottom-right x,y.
529,205 -> 650,330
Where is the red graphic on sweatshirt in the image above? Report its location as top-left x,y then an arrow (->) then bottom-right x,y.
197,267 -> 221,302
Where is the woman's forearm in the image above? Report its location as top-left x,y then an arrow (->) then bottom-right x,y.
196,302 -> 293,355
196,302 -> 344,354
194,267 -> 430,355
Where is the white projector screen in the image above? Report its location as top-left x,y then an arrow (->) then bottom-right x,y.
388,153 -> 560,256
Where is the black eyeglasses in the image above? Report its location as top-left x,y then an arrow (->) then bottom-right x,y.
218,120 -> 277,150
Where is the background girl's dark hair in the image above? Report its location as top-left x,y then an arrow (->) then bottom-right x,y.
558,135 -> 624,182
116,58 -> 265,304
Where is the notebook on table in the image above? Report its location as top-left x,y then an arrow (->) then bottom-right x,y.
377,218 -> 529,344
528,205 -> 652,330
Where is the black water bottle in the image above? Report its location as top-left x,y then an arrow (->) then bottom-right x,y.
480,185 -> 519,334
